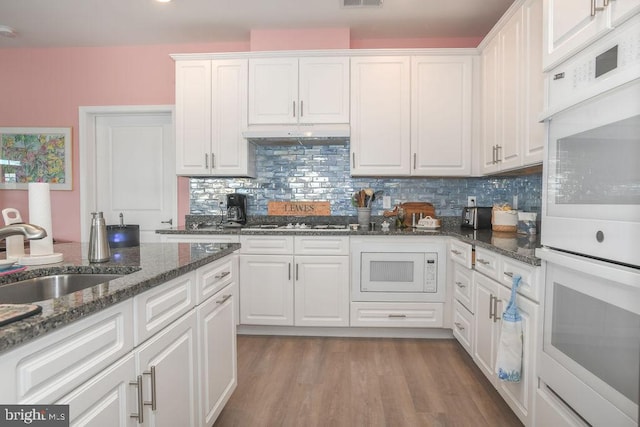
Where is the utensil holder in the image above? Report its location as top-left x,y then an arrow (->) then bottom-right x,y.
357,207 -> 371,230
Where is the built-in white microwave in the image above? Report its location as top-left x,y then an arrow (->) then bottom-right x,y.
350,237 -> 447,302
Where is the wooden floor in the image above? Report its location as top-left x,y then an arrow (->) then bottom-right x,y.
214,335 -> 523,427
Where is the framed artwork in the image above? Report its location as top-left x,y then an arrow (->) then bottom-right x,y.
0,127 -> 72,190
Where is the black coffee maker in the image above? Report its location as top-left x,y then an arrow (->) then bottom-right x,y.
225,193 -> 247,227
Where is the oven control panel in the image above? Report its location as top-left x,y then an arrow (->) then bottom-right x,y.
424,256 -> 437,293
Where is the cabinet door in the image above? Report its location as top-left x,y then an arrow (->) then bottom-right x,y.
248,58 -> 298,124
522,0 -> 545,166
610,0 -> 640,26
495,287 -> 538,426
136,311 -> 198,427
452,262 -> 474,313
481,38 -> 502,174
298,57 -> 350,124
542,0 -> 611,70
294,256 -> 350,326
411,56 -> 473,176
198,287 -> 237,426
499,8 -> 523,171
239,254 -> 294,325
473,272 -> 501,382
56,354 -> 136,427
175,60 -> 212,175
350,56 -> 411,176
211,59 -> 255,177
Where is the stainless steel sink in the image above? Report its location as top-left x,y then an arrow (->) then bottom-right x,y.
0,274 -> 124,304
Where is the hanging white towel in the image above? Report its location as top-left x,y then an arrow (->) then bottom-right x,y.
495,274 -> 523,382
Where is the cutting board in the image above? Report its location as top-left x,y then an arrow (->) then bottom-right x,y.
383,202 -> 436,227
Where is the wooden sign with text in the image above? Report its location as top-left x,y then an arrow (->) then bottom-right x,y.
267,201 -> 331,216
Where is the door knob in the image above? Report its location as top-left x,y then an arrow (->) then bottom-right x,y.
161,218 -> 173,226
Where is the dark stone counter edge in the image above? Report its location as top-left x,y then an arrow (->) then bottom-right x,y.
158,226 -> 541,267
0,243 -> 240,354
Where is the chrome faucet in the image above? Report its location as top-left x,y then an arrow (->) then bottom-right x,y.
0,223 -> 47,240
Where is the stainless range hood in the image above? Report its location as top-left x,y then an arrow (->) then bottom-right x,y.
242,124 -> 350,145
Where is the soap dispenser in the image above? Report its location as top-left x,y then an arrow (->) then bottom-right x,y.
88,212 -> 110,262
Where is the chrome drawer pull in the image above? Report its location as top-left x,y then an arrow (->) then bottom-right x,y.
388,314 -> 407,318
214,271 -> 231,280
216,294 -> 232,305
455,281 -> 466,288
477,258 -> 490,265
451,249 -> 462,255
504,271 -> 514,278
130,375 -> 144,423
454,322 -> 465,331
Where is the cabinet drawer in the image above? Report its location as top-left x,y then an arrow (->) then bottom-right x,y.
452,263 -> 474,313
350,302 -> 443,328
134,271 -> 196,345
294,235 -> 349,255
474,247 -> 500,281
240,236 -> 294,254
452,300 -> 474,356
196,255 -> 237,304
500,257 -> 541,303
0,300 -> 134,404
449,239 -> 473,269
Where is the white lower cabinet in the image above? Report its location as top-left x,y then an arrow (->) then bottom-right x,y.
0,255 -> 237,427
473,270 -> 538,426
197,287 -> 237,426
239,235 -> 349,327
135,311 -> 198,427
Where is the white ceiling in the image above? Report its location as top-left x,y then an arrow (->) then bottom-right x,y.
0,0 -> 514,49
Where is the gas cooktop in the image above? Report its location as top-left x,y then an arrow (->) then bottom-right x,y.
242,223 -> 350,231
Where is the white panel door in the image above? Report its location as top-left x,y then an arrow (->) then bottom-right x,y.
95,113 -> 175,242
298,57 -> 350,124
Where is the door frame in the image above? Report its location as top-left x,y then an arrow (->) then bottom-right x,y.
78,105 -> 176,242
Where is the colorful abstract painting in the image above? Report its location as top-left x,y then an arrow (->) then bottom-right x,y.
0,127 -> 72,190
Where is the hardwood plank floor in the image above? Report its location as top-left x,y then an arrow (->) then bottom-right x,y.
214,335 -> 523,427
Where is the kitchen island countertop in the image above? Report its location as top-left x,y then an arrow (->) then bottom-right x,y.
0,241 -> 240,353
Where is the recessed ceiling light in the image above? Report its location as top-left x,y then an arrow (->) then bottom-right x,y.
0,25 -> 17,38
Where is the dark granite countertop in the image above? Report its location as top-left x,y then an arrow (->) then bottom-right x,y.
0,241 -> 240,354
158,216 -> 541,266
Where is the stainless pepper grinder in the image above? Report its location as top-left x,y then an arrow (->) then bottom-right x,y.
88,212 -> 110,262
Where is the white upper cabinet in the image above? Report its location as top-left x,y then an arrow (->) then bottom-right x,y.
480,0 -> 544,174
411,56 -> 473,176
351,54 -> 474,177
542,0 -> 640,70
350,56 -> 412,176
248,56 -> 350,125
175,59 -> 255,177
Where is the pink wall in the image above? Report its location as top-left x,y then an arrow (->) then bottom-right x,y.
0,31 -> 479,242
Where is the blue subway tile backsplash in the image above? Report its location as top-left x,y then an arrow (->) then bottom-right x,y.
189,144 -> 542,217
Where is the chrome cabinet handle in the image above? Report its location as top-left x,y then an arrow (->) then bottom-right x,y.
300,100 -> 304,117
455,281 -> 466,288
130,375 -> 144,423
493,297 -> 501,323
211,153 -> 215,169
454,322 -> 465,331
143,366 -> 157,410
295,264 -> 299,281
205,153 -> 209,169
492,145 -> 497,164
388,314 -> 407,318
288,263 -> 291,281
496,145 -> 502,163
161,218 -> 173,226
451,249 -> 462,255
214,271 -> 231,280
591,0 -> 605,15
352,152 -> 355,168
477,258 -> 490,265
293,101 -> 296,118
504,271 -> 514,278
413,153 -> 417,169
489,295 -> 494,320
216,294 -> 232,305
